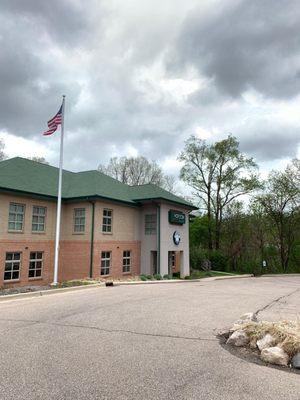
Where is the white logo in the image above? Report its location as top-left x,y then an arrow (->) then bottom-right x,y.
173,231 -> 181,245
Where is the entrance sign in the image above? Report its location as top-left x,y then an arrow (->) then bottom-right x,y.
169,210 -> 185,225
173,231 -> 181,245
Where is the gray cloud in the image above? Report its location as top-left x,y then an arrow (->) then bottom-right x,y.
175,0 -> 300,99
0,0 -> 299,174
238,118 -> 300,161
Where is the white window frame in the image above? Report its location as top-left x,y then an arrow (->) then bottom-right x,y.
73,208 -> 86,233
101,251 -> 111,275
145,214 -> 157,235
28,252 -> 43,279
8,203 -> 25,232
122,250 -> 131,273
4,252 -> 21,281
102,209 -> 113,233
32,206 -> 46,233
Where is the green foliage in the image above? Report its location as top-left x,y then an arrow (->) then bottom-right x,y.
140,275 -> 147,281
189,216 -> 211,248
209,251 -> 228,271
153,274 -> 162,280
190,246 -> 228,271
163,274 -> 172,280
146,275 -> 154,280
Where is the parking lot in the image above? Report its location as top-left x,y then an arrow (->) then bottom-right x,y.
0,276 -> 299,399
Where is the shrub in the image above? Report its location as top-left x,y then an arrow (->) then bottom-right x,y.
163,274 -> 172,280
172,272 -> 180,279
140,275 -> 147,281
146,275 -> 154,280
153,274 -> 162,280
190,246 -> 228,271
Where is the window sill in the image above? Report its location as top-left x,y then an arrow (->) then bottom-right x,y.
122,272 -> 131,275
72,232 -> 85,235
7,230 -> 24,234
31,231 -> 46,235
28,277 -> 43,281
100,274 -> 111,277
3,279 -> 20,283
102,232 -> 113,235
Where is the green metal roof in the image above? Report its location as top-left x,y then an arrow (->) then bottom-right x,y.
0,157 -> 196,209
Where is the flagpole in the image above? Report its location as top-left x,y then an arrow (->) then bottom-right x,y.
53,95 -> 66,285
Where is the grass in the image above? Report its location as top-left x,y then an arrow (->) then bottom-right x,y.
237,320 -> 300,358
185,270 -> 241,279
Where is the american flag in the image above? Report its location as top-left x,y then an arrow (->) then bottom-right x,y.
43,103 -> 63,136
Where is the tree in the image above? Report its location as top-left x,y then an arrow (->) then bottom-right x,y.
98,156 -> 175,191
256,164 -> 300,272
29,157 -> 49,165
179,135 -> 260,249
0,139 -> 6,161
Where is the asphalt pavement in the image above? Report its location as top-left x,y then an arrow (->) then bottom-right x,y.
0,276 -> 299,399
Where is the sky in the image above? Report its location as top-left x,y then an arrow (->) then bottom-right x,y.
0,0 -> 300,183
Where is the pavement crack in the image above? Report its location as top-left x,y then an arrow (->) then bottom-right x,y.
0,317 -> 217,342
254,288 -> 300,317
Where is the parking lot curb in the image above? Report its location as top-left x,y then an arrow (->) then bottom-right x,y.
0,274 -> 254,302
0,283 -> 104,302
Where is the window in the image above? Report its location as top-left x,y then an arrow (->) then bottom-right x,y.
4,252 -> 21,281
101,251 -> 111,275
28,252 -> 43,278
74,208 -> 85,233
8,203 -> 25,231
102,209 -> 112,233
123,250 -> 131,273
32,206 -> 46,232
171,251 -> 176,268
145,214 -> 157,235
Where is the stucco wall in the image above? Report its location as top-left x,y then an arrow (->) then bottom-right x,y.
159,203 -> 190,277
0,193 -> 57,240
140,205 -> 158,275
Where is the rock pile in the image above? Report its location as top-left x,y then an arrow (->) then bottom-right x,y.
222,313 -> 300,369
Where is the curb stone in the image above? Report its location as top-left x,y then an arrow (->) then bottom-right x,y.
0,274 -> 253,303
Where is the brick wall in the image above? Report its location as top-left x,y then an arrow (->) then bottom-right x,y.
0,239 -> 54,288
92,240 -> 141,280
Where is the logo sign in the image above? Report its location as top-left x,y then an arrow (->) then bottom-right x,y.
173,231 -> 181,246
169,210 -> 186,225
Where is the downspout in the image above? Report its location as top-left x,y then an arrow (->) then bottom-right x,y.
156,203 -> 161,275
89,201 -> 95,279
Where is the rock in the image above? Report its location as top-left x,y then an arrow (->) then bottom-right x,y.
234,312 -> 257,326
291,352 -> 300,369
257,334 -> 276,351
260,347 -> 289,366
250,338 -> 258,350
227,330 -> 249,347
217,329 -> 231,339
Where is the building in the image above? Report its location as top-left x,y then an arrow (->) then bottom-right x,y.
0,157 -> 196,287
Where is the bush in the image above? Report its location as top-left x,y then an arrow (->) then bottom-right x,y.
209,250 -> 228,271
140,275 -> 147,281
153,274 -> 162,280
163,274 -> 172,280
172,272 -> 180,279
146,275 -> 154,280
190,246 -> 228,271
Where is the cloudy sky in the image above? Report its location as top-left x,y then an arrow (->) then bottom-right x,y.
0,0 -> 300,181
